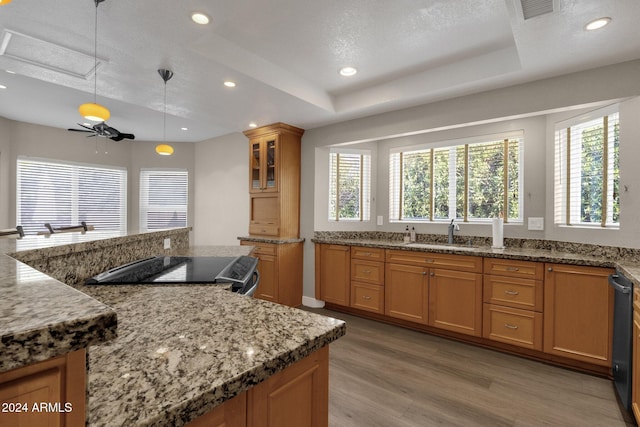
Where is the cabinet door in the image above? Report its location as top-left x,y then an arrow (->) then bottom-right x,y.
249,137 -> 279,194
255,254 -> 277,302
248,346 -> 328,427
385,263 -> 428,325
187,392 -> 247,427
544,264 -> 614,366
429,269 -> 483,336
315,244 -> 350,306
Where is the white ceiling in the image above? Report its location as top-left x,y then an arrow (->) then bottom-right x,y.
0,0 -> 638,142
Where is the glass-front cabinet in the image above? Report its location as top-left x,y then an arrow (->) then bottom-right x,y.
250,136 -> 278,193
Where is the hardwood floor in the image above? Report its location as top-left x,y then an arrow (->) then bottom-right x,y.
308,308 -> 634,427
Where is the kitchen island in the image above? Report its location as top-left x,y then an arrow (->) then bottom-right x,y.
1,230 -> 345,426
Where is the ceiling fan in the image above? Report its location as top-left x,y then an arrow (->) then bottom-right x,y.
68,122 -> 135,141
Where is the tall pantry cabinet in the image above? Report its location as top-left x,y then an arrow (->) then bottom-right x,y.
240,123 -> 304,307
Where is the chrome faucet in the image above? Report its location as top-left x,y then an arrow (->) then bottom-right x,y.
448,219 -> 459,244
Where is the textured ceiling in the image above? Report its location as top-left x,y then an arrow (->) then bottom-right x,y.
0,0 -> 638,142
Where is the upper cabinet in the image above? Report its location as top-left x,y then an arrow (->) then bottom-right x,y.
244,123 -> 304,238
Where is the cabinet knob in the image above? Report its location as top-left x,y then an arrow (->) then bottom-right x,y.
422,271 -> 427,275
548,267 -> 553,272
430,272 -> 435,277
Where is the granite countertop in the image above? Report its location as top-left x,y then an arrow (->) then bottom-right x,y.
311,236 -> 640,284
238,235 -> 305,244
0,239 -> 117,372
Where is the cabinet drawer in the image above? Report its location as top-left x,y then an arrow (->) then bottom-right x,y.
351,246 -> 385,261
483,304 -> 542,351
483,275 -> 543,312
241,240 -> 276,256
249,223 -> 280,236
483,258 -> 543,280
386,249 -> 482,273
351,282 -> 384,314
351,259 -> 384,285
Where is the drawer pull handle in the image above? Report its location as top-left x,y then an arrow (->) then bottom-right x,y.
363,252 -> 372,256
362,269 -> 372,274
504,324 -> 519,330
363,296 -> 372,300
505,267 -> 520,271
504,290 -> 520,296
425,259 -> 435,263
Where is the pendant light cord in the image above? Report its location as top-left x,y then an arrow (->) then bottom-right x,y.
163,81 -> 167,141
93,1 -> 98,104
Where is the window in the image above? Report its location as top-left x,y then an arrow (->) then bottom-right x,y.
328,149 -> 371,221
140,169 -> 188,231
554,106 -> 619,227
389,133 -> 523,222
16,157 -> 127,235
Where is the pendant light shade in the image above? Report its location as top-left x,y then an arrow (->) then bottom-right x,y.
155,144 -> 174,156
156,68 -> 174,156
78,102 -> 110,122
0,0 -> 14,6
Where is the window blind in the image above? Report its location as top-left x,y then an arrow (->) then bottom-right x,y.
139,169 -> 188,231
329,149 -> 371,221
554,107 -> 619,226
16,157 -> 127,235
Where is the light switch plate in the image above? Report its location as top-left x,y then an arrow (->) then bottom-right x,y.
163,238 -> 171,249
528,217 -> 544,231
377,215 -> 384,226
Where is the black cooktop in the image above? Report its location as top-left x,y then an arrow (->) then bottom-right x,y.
86,256 -> 236,284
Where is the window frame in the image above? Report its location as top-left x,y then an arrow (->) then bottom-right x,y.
553,104 -> 619,228
328,148 -> 372,222
139,168 -> 189,232
389,131 -> 524,223
16,156 -> 127,235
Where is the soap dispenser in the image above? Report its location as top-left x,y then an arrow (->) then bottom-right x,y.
404,226 -> 411,243
410,227 -> 416,242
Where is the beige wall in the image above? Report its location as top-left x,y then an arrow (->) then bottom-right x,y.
0,120 -> 195,233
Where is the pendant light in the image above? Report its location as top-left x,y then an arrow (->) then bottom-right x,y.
78,0 -> 110,122
156,69 -> 174,156
0,0 -> 14,6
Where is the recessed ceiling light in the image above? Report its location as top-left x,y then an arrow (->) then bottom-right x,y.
585,17 -> 611,31
191,12 -> 210,25
339,66 -> 358,77
0,84 -> 6,89
249,122 -> 258,128
224,81 -> 236,88
181,127 -> 188,131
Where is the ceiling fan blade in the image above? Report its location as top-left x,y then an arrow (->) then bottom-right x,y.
78,123 -> 95,130
109,133 -> 135,142
68,128 -> 94,133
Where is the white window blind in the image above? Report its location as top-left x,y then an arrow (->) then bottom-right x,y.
140,169 -> 188,231
554,106 -> 619,227
328,149 -> 371,221
389,132 -> 523,222
16,157 -> 127,235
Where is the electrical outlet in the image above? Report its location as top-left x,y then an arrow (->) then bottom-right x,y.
377,215 -> 384,226
163,238 -> 171,249
527,217 -> 544,231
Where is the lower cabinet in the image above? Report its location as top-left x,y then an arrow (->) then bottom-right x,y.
314,244 -> 350,306
632,288 -> 640,421
0,349 -> 86,427
351,282 -> 384,314
429,268 -> 483,336
240,240 -> 303,307
385,263 -> 429,324
483,304 -> 543,350
189,347 -> 329,427
544,263 -> 614,367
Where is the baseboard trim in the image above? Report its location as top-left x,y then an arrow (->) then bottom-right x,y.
302,296 -> 325,308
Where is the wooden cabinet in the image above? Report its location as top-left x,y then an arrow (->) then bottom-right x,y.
385,262 -> 429,324
385,250 -> 482,334
244,123 -> 304,238
0,349 -> 86,427
248,346 -> 329,427
350,247 -> 384,314
483,258 -> 544,350
543,263 -> 614,367
632,287 -> 640,422
240,240 -> 303,307
429,268 -> 483,336
315,244 -> 350,306
190,346 -> 329,427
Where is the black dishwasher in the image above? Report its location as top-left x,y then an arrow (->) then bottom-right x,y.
609,270 -> 633,412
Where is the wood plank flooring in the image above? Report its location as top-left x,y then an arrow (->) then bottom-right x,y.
308,308 -> 634,427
